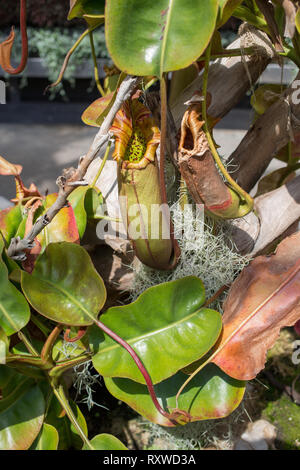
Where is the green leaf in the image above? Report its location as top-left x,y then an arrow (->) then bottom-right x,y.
83,433 -> 128,450
30,423 -> 59,450
105,364 -> 245,426
0,239 -> 30,336
0,205 -> 23,245
0,368 -> 45,449
217,0 -> 243,27
36,194 -> 80,252
68,186 -> 102,238
21,242 -> 107,326
91,276 -> 222,384
82,72 -> 127,127
52,337 -> 87,362
68,0 -> 105,27
105,0 -> 219,77
46,395 -> 88,450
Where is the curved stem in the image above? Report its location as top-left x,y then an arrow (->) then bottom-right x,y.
202,42 -> 253,215
89,29 -> 105,96
18,330 -> 39,356
51,382 -> 94,450
95,319 -> 176,423
91,138 -> 112,188
45,25 -> 98,92
41,324 -> 63,365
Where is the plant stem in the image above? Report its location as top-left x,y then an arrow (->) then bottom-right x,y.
46,26 -> 97,91
160,73 -> 181,267
18,330 -> 39,356
91,138 -> 113,188
204,285 -> 229,307
93,214 -> 121,223
89,29 -> 105,97
6,354 -> 47,368
41,324 -> 63,365
49,353 -> 92,380
30,313 -> 51,337
197,47 -> 255,61
201,41 -> 253,215
51,382 -> 94,450
95,319 -> 176,423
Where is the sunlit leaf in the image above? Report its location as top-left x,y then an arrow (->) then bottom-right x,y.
0,238 -> 30,336
91,276 -> 222,384
22,242 -> 107,326
0,155 -> 22,176
105,364 -> 245,426
0,366 -> 45,450
105,0 -> 219,77
212,230 -> 300,380
83,433 -> 128,450
30,423 -> 59,450
36,194 -> 79,251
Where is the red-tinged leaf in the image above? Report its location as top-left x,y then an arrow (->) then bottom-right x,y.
82,93 -> 114,127
212,230 -> 300,380
11,176 -> 41,204
81,72 -> 127,128
21,200 -> 43,273
36,194 -> 79,251
0,205 -> 23,244
0,155 -> 22,176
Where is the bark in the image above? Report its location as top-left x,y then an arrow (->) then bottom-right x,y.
231,174 -> 300,255
171,27 -> 275,129
229,72 -> 300,192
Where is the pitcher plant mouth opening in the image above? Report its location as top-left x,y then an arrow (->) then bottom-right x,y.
110,98 -> 178,271
111,99 -> 161,169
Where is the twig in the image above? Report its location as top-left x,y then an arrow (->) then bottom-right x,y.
7,75 -> 141,260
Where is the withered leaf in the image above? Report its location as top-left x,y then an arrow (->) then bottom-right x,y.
0,155 -> 22,176
212,230 -> 300,380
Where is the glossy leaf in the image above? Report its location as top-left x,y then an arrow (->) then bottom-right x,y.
68,186 -> 101,238
82,72 -> 127,128
22,242 -> 106,326
83,434 -> 128,450
212,230 -> 300,380
82,93 -> 114,128
30,423 -> 59,450
68,0 -> 105,27
91,276 -> 222,384
217,0 -> 243,26
105,364 -> 245,426
0,204 -> 23,245
0,155 -> 22,176
52,337 -> 87,362
0,239 -> 30,336
36,194 -> 79,251
46,394 -> 88,450
0,367 -> 45,450
105,0 -> 219,77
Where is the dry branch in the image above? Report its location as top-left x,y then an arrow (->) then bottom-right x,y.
7,75 -> 140,260
229,72 -> 300,192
